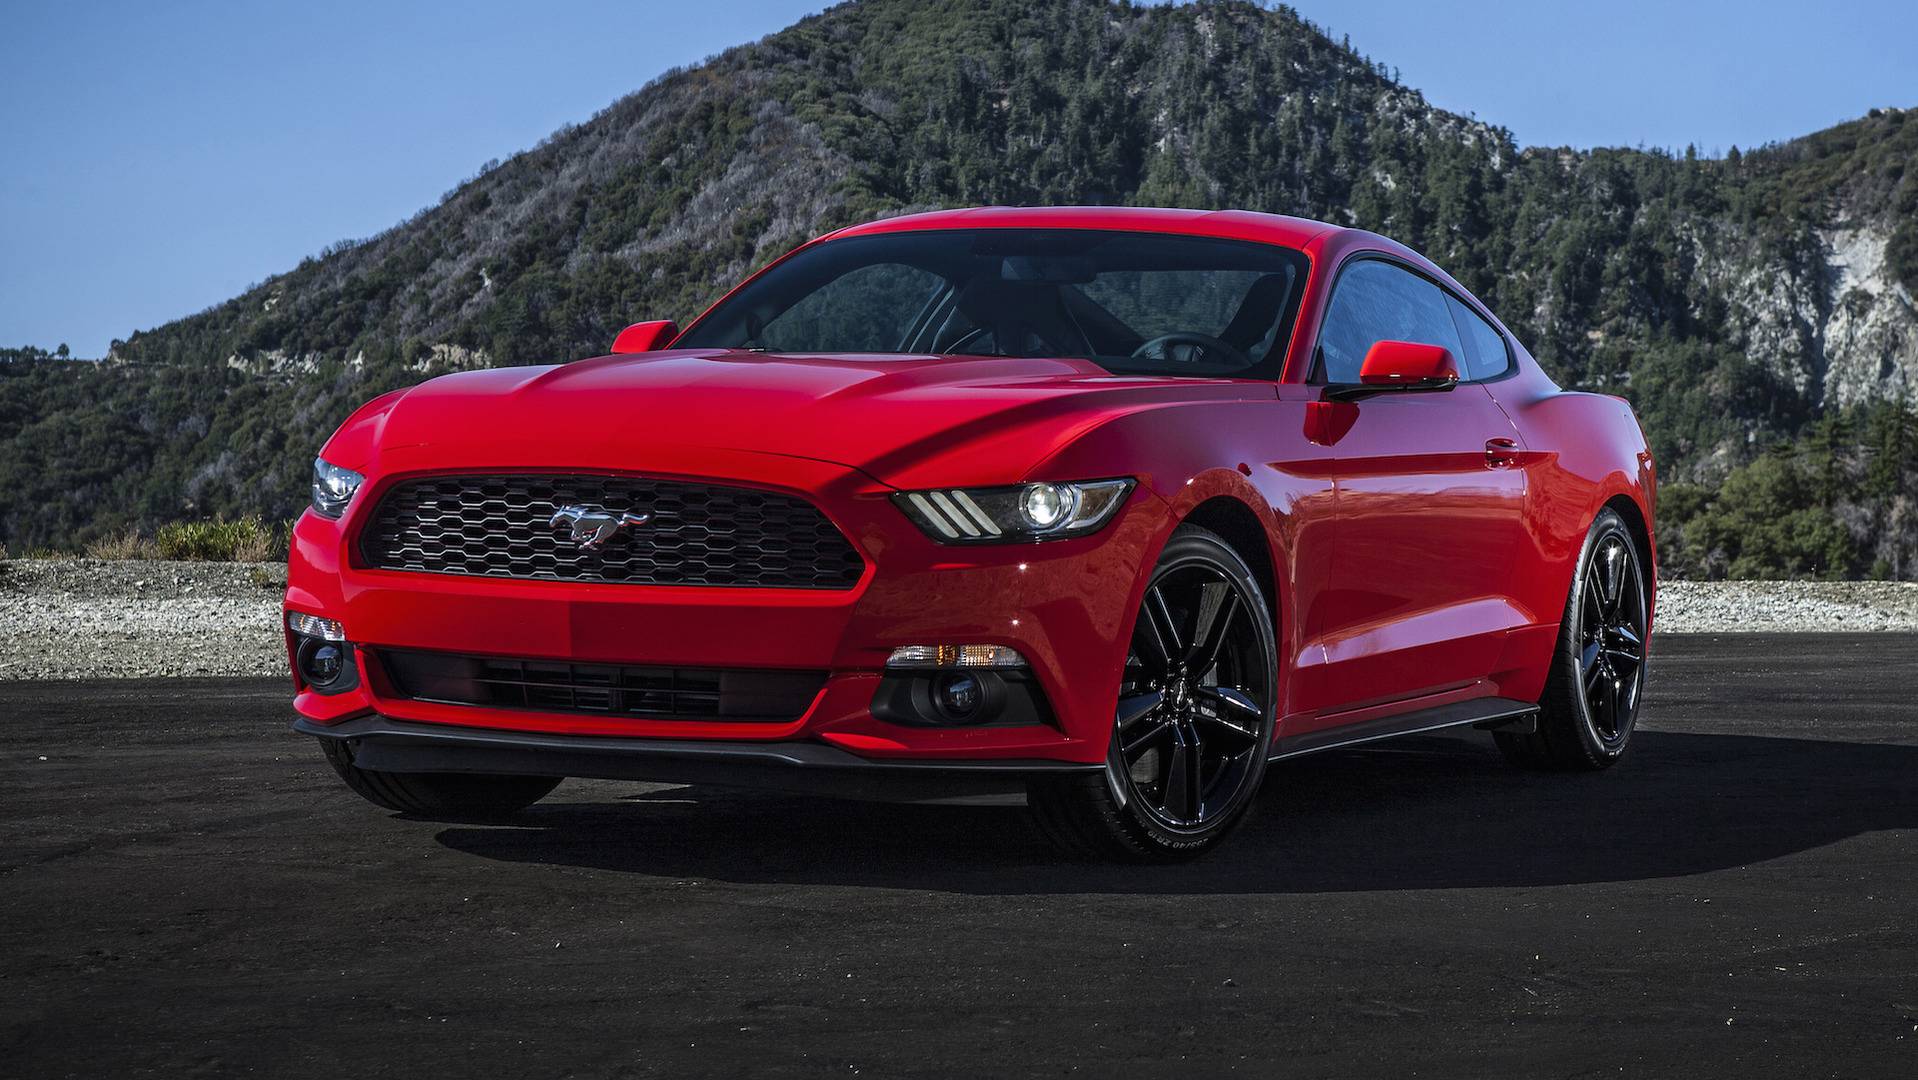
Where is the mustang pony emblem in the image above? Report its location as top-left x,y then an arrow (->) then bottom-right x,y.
548,504 -> 652,550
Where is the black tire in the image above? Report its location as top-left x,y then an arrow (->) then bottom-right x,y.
1029,525 -> 1278,861
1496,508 -> 1650,771
319,738 -> 561,819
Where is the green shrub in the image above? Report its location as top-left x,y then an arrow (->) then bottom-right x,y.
85,529 -> 159,560
154,516 -> 285,562
1685,453 -> 1860,579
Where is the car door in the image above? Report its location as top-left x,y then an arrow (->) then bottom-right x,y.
1296,257 -> 1530,725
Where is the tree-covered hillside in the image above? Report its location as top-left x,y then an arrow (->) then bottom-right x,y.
4,0 -> 1916,576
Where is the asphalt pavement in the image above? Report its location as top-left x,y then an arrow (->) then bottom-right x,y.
3,634 -> 1914,1078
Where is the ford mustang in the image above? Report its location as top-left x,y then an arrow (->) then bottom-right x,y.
287,207 -> 1656,860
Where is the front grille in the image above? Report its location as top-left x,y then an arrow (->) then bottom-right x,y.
360,474 -> 864,589
379,649 -> 828,722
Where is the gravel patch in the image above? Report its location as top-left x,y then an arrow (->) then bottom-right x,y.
1656,579 -> 1918,633
0,559 -> 287,680
1,559 -> 1914,680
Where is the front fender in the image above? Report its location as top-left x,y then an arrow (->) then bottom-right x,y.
1029,394 -> 1334,710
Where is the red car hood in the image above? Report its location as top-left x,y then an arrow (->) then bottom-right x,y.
352,349 -> 1272,488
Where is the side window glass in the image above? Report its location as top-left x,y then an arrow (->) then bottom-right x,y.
1315,260 -> 1465,383
1445,293 -> 1512,382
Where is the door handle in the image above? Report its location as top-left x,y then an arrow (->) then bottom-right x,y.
1484,437 -> 1520,467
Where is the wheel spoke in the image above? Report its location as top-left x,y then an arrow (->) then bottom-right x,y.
1207,685 -> 1263,720
1162,726 -> 1195,821
1600,543 -> 1624,620
1604,646 -> 1641,673
1608,673 -> 1629,736
1582,578 -> 1604,636
1579,640 -> 1603,683
1133,584 -> 1182,671
1185,583 -> 1240,677
1192,688 -> 1261,749
1620,667 -> 1642,715
1181,726 -> 1206,820
1594,671 -> 1618,736
1116,690 -> 1164,730
1580,652 -> 1611,694
1120,716 -> 1174,759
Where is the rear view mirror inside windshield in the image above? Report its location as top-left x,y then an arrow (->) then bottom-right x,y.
999,255 -> 1097,283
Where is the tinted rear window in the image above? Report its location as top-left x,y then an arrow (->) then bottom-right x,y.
1445,293 -> 1513,381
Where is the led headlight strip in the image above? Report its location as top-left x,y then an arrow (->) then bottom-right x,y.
893,479 -> 1133,544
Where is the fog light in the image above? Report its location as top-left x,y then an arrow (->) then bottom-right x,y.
887,644 -> 1028,669
286,611 -> 345,641
299,639 -> 345,685
935,673 -> 983,721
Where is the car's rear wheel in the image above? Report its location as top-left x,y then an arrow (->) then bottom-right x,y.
1497,507 -> 1649,770
1029,525 -> 1277,860
319,738 -> 561,818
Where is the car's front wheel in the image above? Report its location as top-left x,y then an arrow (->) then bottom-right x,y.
319,739 -> 561,819
1497,507 -> 1650,770
1029,525 -> 1277,860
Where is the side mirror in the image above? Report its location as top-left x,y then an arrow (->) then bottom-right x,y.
1326,340 -> 1459,400
610,320 -> 680,354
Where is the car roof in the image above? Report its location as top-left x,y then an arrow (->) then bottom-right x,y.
826,206 -> 1344,250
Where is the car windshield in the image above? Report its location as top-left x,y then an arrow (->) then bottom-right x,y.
675,228 -> 1310,378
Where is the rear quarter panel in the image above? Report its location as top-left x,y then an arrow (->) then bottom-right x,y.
1486,355 -> 1657,700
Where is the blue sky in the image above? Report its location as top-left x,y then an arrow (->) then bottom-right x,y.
4,0 -> 1913,357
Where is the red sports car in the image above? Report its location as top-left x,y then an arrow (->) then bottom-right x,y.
288,207 -> 1655,860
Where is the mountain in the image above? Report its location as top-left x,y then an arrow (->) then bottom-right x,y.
4,0 -> 1916,577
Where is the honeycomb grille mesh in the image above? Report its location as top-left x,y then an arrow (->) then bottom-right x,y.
360,474 -> 864,589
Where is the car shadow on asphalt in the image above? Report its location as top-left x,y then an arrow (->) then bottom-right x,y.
431,730 -> 1918,894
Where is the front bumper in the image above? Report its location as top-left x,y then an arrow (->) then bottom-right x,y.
296,715 -> 1100,802
288,449 -> 1164,767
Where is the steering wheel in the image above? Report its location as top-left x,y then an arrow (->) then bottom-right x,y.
1130,332 -> 1250,368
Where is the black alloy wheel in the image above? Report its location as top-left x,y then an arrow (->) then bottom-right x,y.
1114,560 -> 1271,830
1497,508 -> 1652,770
1579,528 -> 1648,745
1029,525 -> 1277,859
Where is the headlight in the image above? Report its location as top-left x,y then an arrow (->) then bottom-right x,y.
893,478 -> 1134,544
309,457 -> 365,519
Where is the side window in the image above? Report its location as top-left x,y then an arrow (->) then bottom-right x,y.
1445,294 -> 1513,382
1315,259 -> 1465,383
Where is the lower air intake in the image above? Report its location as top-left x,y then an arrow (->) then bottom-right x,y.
379,649 -> 828,723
